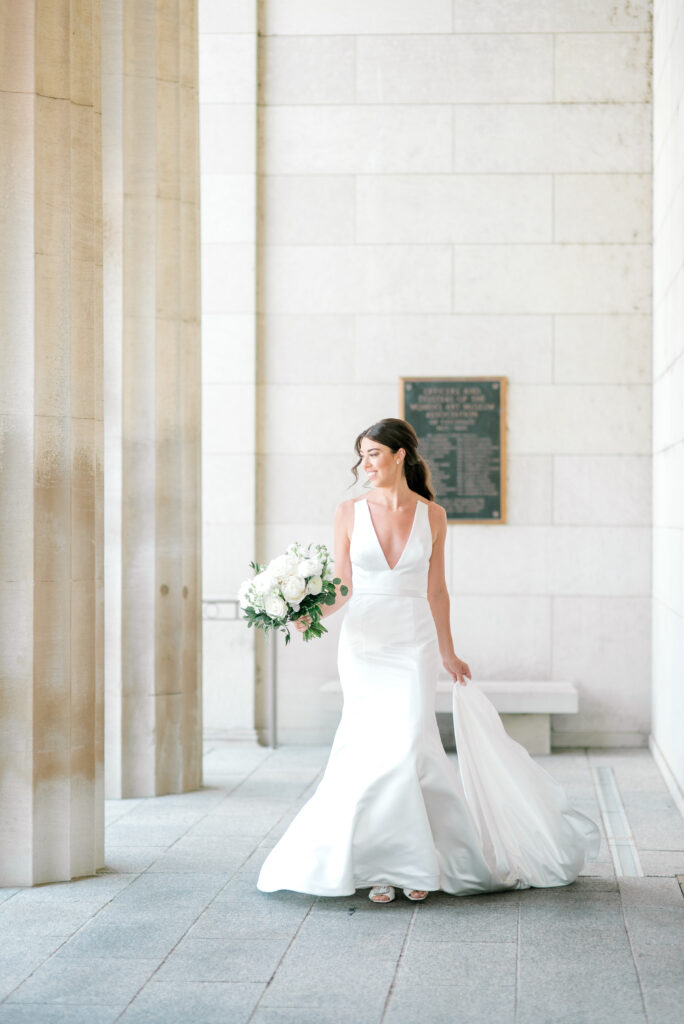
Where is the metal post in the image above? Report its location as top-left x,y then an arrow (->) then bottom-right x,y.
270,629 -> 278,749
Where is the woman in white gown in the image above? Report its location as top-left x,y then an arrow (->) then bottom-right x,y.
257,418 -> 600,903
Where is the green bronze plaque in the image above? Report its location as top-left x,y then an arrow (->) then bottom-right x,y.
401,377 -> 507,523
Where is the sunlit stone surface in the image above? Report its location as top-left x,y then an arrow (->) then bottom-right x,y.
0,0 -> 104,886
103,0 -> 202,798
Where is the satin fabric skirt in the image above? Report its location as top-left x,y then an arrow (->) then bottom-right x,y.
256,593 -> 600,896
258,594 -> 503,896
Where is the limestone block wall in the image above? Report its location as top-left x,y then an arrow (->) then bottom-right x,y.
198,1 -> 654,746
651,0 -> 684,801
0,0 -> 104,884
250,0 -> 653,746
199,0 -> 258,739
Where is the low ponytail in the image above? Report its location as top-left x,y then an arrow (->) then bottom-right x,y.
351,417 -> 435,501
403,451 -> 434,502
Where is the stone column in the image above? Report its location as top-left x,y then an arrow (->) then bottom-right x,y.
0,0 -> 104,885
103,0 -> 202,797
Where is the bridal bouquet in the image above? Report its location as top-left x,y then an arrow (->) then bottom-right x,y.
239,542 -> 348,645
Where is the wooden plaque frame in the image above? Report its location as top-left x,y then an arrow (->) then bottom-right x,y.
400,376 -> 507,525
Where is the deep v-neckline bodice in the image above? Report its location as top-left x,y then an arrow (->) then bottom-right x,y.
364,498 -> 420,573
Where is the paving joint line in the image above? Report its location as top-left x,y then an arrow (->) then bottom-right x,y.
127,747 -> 281,877
379,900 -> 418,1024
617,883 -> 650,1022
513,892 -> 522,1023
107,750 -> 295,1020
245,896 -> 319,1023
0,872 -> 142,1006
106,750 -> 290,1020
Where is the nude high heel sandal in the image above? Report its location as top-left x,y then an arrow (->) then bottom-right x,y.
403,888 -> 428,901
369,885 -> 395,903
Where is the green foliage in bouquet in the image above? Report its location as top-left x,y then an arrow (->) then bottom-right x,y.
240,546 -> 348,645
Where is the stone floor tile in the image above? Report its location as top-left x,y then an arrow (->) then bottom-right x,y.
301,893 -> 412,948
579,857 -> 615,878
263,813 -> 306,842
202,744 -> 273,773
99,847 -> 167,874
619,877 -> 684,951
2,743 -> 684,1024
260,950 -> 396,1013
55,920 -> 188,960
227,849 -> 274,888
8,874 -> 133,906
631,950 -> 684,1024
105,798 -> 143,826
399,938 -> 516,988
0,1006 -> 120,1023
620,790 -> 679,811
130,788 -> 228,812
145,835 -> 259,874
188,808 -> 290,838
618,875 -> 684,903
638,849 -> 684,875
290,922 -> 407,960
6,958 -> 157,1007
119,981 -> 264,1024
0,901 -> 99,940
559,875 -> 618,892
0,965 -> 54,1004
105,870 -> 232,908
190,888 -> 314,939
385,983 -> 513,1024
408,890 -> 519,943
0,939 -> 77,998
238,776 -> 319,800
523,878 -> 618,902
625,808 -> 684,851
250,1009 -> 369,1024
516,951 -> 647,1024
104,823 -> 193,848
0,934 -> 66,959
154,936 -> 290,982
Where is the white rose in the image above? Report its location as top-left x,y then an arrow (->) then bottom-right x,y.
297,558 -> 323,578
270,553 -> 299,580
281,575 -> 307,604
254,570 -> 275,595
265,593 -> 287,619
307,575 -> 322,596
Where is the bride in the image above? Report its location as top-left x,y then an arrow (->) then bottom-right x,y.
257,418 -> 600,904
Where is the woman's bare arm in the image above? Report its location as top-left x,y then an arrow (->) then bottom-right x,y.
427,503 -> 471,685
295,500 -> 353,632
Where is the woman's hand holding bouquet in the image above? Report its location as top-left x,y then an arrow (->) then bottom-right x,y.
239,542 -> 348,645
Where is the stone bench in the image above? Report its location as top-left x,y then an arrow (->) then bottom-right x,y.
320,678 -> 578,755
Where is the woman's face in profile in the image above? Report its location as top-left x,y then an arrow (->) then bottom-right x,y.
360,438 -> 397,488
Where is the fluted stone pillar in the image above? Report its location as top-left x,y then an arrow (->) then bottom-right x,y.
0,0 -> 104,885
103,0 -> 202,797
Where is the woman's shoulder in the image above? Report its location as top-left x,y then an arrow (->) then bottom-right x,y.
334,497 -> 363,520
420,497 -> 447,527
411,492 -> 445,513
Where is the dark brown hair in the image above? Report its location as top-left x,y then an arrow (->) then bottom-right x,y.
351,417 -> 434,501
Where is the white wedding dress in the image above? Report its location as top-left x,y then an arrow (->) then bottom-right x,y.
257,498 -> 600,897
